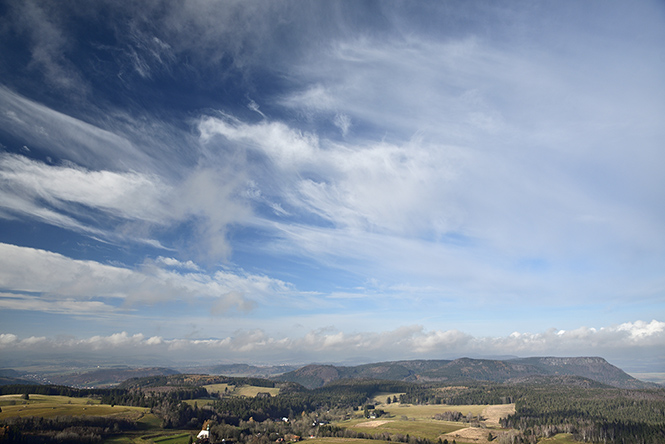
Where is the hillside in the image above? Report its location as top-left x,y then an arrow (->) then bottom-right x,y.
44,367 -> 180,388
274,357 -> 656,389
510,357 -> 651,389
0,369 -> 34,386
176,363 -> 299,377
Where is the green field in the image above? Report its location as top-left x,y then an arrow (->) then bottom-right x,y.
150,432 -> 195,443
379,403 -> 486,419
342,418 -> 464,441
0,394 -> 147,420
202,383 -> 233,394
371,392 -> 405,405
203,383 -> 280,397
539,433 -> 585,444
309,439 -> 393,444
0,394 -> 508,444
101,430 -> 196,444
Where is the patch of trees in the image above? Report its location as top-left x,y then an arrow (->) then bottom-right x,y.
0,415 -> 136,443
398,383 -> 516,405
117,374 -> 278,390
314,379 -> 414,408
6,378 -> 665,444
501,385 -> 665,444
433,411 -> 464,422
0,385 -> 120,399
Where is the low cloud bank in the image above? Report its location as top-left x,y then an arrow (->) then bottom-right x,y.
2,320 -> 663,371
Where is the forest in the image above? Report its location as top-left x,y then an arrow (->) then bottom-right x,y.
0,375 -> 664,444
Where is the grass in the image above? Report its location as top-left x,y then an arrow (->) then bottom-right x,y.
203,383 -> 280,397
136,413 -> 163,429
0,394 -> 147,420
309,439 -> 393,444
371,392 -> 404,405
379,403 -> 487,419
334,403 -> 512,444
202,383 -> 233,394
0,394 -> 100,406
233,385 -> 280,397
151,432 -> 195,443
101,430 -> 195,444
0,394 -> 198,444
342,419 -> 464,441
539,434 -> 585,444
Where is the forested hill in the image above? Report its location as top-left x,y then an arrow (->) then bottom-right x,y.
273,357 -> 656,389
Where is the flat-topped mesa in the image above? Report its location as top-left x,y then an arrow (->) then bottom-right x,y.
274,357 -> 657,389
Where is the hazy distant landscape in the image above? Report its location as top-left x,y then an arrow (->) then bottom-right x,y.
1,357 -> 664,443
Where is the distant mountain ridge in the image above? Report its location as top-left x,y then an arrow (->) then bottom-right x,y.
45,367 -> 179,388
274,357 -> 657,390
176,363 -> 300,377
2,357 -> 657,390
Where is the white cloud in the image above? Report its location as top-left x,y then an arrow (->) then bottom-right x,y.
0,243 -> 300,313
0,151 -> 252,257
1,1 -> 663,371
0,153 -> 169,223
0,87 -> 147,171
0,334 -> 19,346
199,115 -> 465,236
0,293 -> 118,316
333,113 -> 351,137
1,320 -> 662,369
156,256 -> 200,271
616,320 -> 665,341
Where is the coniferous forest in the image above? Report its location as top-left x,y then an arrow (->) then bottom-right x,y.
1,374 -> 664,444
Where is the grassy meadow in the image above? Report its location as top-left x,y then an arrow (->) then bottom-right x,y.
0,394 -> 148,420
334,402 -> 516,444
0,392 -> 516,444
342,418 -> 464,441
309,439 -> 393,444
378,402 -> 487,419
203,383 -> 280,397
538,434 -> 585,444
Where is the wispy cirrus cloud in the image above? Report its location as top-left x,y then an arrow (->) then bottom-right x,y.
0,152 -> 251,258
0,1 -> 663,371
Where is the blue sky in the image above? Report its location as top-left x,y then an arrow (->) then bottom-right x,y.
0,0 -> 664,372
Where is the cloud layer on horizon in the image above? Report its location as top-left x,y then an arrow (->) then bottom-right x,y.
1,320 -> 663,370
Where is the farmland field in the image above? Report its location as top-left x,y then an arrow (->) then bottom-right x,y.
309,439 -> 393,444
336,403 -> 515,444
101,430 -> 196,444
202,383 -> 233,394
203,383 -> 280,397
371,392 -> 405,405
344,418 -> 464,441
380,403 -> 488,419
0,394 -> 148,420
150,432 -> 195,443
538,434 -> 585,444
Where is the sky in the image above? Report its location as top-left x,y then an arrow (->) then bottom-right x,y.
0,0 -> 664,373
